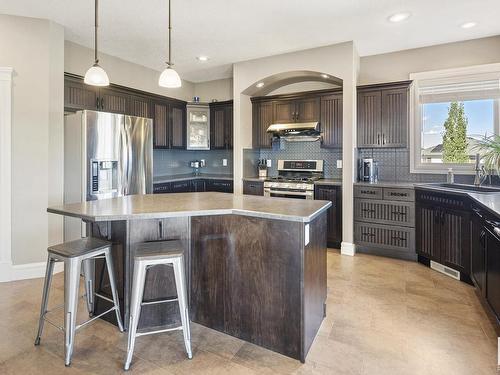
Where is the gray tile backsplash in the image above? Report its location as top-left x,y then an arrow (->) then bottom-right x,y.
358,147 -> 500,184
154,149 -> 233,176
252,140 -> 342,178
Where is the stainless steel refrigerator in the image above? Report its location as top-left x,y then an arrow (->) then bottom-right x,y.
64,110 -> 153,240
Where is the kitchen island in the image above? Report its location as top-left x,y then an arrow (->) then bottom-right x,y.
48,192 -> 331,362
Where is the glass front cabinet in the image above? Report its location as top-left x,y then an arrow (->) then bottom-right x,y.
186,103 -> 210,150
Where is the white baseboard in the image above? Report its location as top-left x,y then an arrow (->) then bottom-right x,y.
0,260 -> 63,282
340,242 -> 356,256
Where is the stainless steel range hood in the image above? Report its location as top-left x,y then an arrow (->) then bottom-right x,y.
266,122 -> 321,142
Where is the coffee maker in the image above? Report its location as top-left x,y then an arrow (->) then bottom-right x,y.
359,158 -> 379,182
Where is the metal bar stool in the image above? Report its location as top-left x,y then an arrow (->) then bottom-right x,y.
34,237 -> 124,366
124,240 -> 192,371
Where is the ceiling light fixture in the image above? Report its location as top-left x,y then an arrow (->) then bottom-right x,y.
196,56 -> 209,62
84,0 -> 109,86
461,22 -> 477,29
159,0 -> 181,88
321,74 -> 330,79
256,82 -> 265,88
388,12 -> 411,23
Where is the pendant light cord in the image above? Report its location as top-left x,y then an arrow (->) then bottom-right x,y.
167,0 -> 172,66
94,0 -> 99,64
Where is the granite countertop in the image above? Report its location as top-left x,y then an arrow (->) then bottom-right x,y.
154,173 -> 233,184
47,192 -> 331,223
354,181 -> 416,189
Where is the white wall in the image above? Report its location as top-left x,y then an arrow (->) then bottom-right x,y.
194,78 -> 233,102
232,42 -> 359,254
0,15 -> 64,268
65,41 -> 195,102
359,35 -> 500,85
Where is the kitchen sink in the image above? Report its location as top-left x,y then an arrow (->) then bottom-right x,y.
421,183 -> 500,193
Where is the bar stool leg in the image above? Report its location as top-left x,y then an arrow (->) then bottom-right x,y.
82,258 -> 95,316
104,249 -> 124,332
124,261 -> 147,371
34,255 -> 56,346
64,257 -> 81,366
173,257 -> 192,359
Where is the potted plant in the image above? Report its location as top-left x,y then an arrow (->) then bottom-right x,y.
475,135 -> 500,175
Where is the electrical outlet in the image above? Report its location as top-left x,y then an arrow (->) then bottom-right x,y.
336,160 -> 343,169
266,159 -> 272,167
222,159 -> 227,166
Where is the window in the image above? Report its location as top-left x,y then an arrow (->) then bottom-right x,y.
410,65 -> 500,173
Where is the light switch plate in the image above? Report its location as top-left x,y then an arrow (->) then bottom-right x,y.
337,160 -> 343,169
266,159 -> 272,167
222,159 -> 227,166
304,224 -> 310,246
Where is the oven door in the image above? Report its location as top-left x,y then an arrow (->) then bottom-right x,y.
265,188 -> 313,200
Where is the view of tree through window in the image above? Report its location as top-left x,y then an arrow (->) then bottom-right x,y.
421,99 -> 495,164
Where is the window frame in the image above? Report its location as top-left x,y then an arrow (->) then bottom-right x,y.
410,63 -> 500,174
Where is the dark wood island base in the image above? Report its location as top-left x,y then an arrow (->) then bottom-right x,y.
90,213 -> 327,362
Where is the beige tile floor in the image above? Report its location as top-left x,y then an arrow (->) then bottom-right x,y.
0,250 -> 498,374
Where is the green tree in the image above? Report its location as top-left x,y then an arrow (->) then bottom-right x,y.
442,102 -> 469,163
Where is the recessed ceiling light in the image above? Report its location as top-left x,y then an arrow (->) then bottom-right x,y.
256,82 -> 265,88
321,74 -> 330,79
461,22 -> 477,29
196,56 -> 209,62
388,12 -> 411,23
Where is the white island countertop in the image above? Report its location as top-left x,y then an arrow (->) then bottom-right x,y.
48,192 -> 331,223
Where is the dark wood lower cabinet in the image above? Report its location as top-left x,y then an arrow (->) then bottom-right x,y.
415,189 -> 471,277
190,213 -> 327,361
154,179 -> 233,194
243,180 -> 264,196
314,185 -> 342,248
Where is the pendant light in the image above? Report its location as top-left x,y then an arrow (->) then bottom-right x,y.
158,0 -> 182,88
84,0 -> 109,86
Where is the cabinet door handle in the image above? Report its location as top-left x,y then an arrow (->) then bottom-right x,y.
377,134 -> 380,145
159,220 -> 163,239
441,211 -> 445,225
383,134 -> 386,145
100,98 -> 104,109
96,97 -> 100,109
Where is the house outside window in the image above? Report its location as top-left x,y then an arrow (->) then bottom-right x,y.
410,64 -> 500,174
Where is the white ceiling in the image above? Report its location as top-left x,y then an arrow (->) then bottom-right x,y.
2,0 -> 500,82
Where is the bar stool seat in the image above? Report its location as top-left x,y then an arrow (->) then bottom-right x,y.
34,237 -> 124,367
124,240 -> 192,371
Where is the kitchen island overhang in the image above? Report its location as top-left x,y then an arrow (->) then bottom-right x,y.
48,192 -> 331,362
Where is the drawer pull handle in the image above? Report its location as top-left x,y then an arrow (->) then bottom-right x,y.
362,209 -> 376,213
362,232 -> 375,237
391,236 -> 407,241
391,211 -> 407,216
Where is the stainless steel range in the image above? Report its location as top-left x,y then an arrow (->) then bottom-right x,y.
264,160 -> 324,199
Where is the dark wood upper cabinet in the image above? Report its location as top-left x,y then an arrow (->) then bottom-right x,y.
129,95 -> 151,118
273,100 -> 296,123
170,103 -> 186,149
252,101 -> 273,149
296,97 -> 320,122
357,81 -> 410,148
210,100 -> 233,150
64,73 -> 187,150
272,98 -> 320,123
64,76 -> 98,111
381,88 -> 408,147
357,90 -> 382,147
320,93 -> 342,148
152,101 -> 169,148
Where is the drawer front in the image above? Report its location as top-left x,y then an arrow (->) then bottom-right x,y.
354,186 -> 383,200
383,188 -> 415,202
415,189 -> 469,211
171,181 -> 192,192
153,182 -> 171,194
355,222 -> 415,252
354,199 -> 415,227
243,181 -> 264,196
207,179 -> 234,193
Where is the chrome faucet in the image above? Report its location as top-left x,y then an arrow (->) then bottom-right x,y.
474,153 -> 488,187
